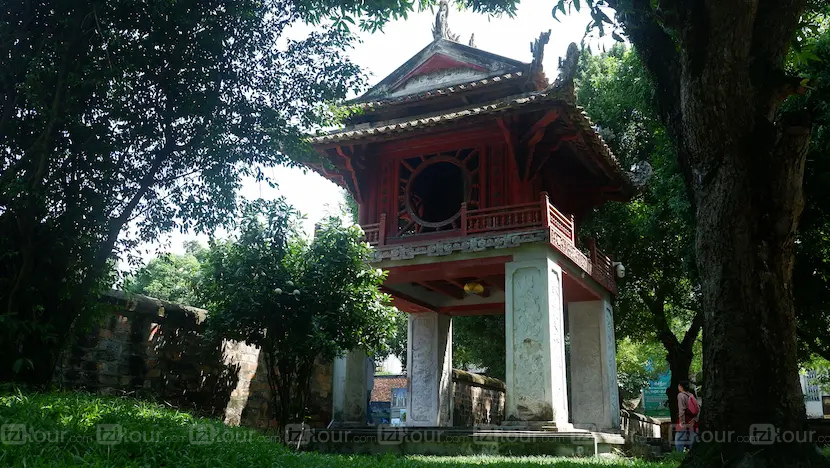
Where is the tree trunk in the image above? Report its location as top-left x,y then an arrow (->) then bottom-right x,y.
680,75 -> 820,466
666,350 -> 693,426
611,0 -> 824,464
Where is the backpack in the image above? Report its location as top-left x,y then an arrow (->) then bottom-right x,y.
685,393 -> 700,419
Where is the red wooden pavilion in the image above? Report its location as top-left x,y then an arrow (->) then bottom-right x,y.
311,9 -> 634,434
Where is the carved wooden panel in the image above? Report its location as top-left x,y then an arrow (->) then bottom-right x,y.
395,148 -> 481,237
488,145 -> 506,208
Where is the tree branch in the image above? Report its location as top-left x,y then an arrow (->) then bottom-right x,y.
641,288 -> 681,351
85,144 -> 173,287
752,0 -> 808,68
609,0 -> 696,206
681,309 -> 703,350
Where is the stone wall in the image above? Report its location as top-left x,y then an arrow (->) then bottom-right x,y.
54,290 -> 332,429
451,369 -> 505,427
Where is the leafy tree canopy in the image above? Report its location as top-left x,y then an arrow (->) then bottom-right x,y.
123,242 -> 207,307
575,45 -> 702,419
453,315 -> 506,380
199,198 -> 397,428
790,26 -> 830,365
551,1 -> 830,464
0,0 -> 519,384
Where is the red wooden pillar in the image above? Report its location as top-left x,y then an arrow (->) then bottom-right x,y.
378,213 -> 387,247
460,202 -> 468,236
587,237 -> 597,264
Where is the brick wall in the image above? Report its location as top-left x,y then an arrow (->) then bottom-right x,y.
54,290 -> 332,429
452,369 -> 505,427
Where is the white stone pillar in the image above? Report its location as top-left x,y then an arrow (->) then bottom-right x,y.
406,311 -> 452,427
332,348 -> 368,426
504,254 -> 569,429
568,299 -> 621,431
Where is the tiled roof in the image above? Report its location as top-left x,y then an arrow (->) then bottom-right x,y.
309,86 -> 569,145
371,375 -> 407,402
561,104 -> 636,193
309,86 -> 634,192
350,71 -> 526,110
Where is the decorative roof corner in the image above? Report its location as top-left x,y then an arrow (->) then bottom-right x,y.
530,30 -> 551,88
553,42 -> 579,99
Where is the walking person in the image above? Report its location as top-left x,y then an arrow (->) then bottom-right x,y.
675,380 -> 700,452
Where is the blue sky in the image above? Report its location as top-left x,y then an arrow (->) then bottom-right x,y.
131,1 -> 615,264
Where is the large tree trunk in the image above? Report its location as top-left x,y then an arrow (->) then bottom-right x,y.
666,347 -> 694,426
611,0 -> 826,463
679,56 -> 819,467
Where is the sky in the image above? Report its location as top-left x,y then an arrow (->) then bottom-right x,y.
132,1 -> 615,265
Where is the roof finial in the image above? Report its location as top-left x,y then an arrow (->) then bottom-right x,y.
468,33 -> 476,48
432,0 -> 460,42
557,42 -> 580,83
550,42 -> 581,96
530,30 -> 551,72
529,30 -> 551,88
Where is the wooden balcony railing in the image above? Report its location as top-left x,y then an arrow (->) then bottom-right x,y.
588,238 -> 615,291
464,201 -> 544,234
360,193 -> 615,292
361,213 -> 385,247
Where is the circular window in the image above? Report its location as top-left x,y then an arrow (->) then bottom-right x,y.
405,158 -> 470,229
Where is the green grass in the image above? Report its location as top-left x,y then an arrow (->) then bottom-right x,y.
0,391 -> 679,467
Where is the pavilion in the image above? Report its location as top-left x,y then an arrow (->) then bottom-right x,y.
308,1 -> 638,440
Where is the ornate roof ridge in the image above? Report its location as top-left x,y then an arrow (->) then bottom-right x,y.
349,70 -> 528,110
310,86 -> 568,144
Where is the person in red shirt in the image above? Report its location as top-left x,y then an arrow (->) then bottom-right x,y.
675,380 -> 699,452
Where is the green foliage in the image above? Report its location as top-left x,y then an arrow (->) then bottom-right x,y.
802,356 -> 830,392
343,193 -> 360,224
574,46 -> 701,413
302,0 -> 519,34
0,391 -> 285,467
199,199 -> 396,428
123,242 -> 207,307
788,29 -> 830,365
0,391 -> 682,467
0,0 -> 522,386
616,338 -> 667,400
0,0 -> 392,384
453,315 -> 506,380
576,44 -> 699,337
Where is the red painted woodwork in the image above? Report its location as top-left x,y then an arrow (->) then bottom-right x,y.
366,193 -> 617,294
310,69 -> 630,303
384,256 -> 513,285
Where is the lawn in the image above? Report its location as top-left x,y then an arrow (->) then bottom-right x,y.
0,391 -> 678,467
